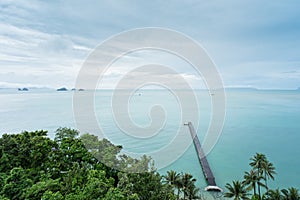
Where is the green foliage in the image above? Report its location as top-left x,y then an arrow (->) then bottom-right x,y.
264,188 -> 282,200
3,129 -> 298,200
224,180 -> 250,200
1,167 -> 33,200
104,188 -> 138,200
118,171 -> 175,200
0,173 -> 8,189
225,153 -> 299,200
55,127 -> 79,143
0,195 -> 10,200
163,171 -> 200,200
281,187 -> 300,200
0,128 -> 195,200
0,130 -> 52,173
41,191 -> 64,200
25,178 -> 61,200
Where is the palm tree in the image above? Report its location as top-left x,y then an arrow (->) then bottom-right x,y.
181,173 -> 196,200
265,188 -> 283,200
281,187 -> 300,200
224,180 -> 250,200
163,170 -> 181,199
261,160 -> 276,190
175,178 -> 183,200
243,170 -> 258,196
250,153 -> 267,199
186,184 -> 201,200
164,170 -> 180,188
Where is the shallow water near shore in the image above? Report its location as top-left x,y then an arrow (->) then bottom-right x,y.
0,88 -> 299,192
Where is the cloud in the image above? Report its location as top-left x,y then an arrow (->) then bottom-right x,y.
0,81 -> 35,88
0,0 -> 300,89
0,22 -> 93,87
220,61 -> 300,89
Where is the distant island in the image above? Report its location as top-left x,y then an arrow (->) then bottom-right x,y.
71,88 -> 85,91
57,87 -> 68,91
18,88 -> 29,91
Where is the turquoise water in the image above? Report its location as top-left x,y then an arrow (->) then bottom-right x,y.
0,89 -> 299,190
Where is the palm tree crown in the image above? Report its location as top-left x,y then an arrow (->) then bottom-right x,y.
181,173 -> 197,200
250,153 -> 267,173
265,188 -> 283,200
224,180 -> 250,200
243,170 -> 259,196
262,160 -> 276,190
250,153 -> 268,199
163,170 -> 181,199
164,170 -> 180,187
281,187 -> 300,200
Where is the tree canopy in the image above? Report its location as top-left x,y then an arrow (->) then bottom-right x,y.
1,128 -> 297,200
0,128 -> 201,200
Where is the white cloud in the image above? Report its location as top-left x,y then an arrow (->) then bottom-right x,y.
0,0 -> 300,89
0,21 -> 93,88
0,81 -> 44,88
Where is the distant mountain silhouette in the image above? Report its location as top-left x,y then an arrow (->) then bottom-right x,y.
18,88 -> 29,91
71,88 -> 84,91
57,87 -> 68,91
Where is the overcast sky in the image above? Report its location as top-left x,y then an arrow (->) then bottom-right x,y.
0,0 -> 300,89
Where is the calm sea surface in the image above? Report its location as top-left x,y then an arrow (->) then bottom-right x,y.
0,89 -> 299,190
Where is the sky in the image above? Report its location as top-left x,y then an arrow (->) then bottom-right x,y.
0,0 -> 300,89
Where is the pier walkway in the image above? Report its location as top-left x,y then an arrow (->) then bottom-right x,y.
185,122 -> 222,192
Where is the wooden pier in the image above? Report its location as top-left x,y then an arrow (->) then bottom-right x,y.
185,122 -> 222,192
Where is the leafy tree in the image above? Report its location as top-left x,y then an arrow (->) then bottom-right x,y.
61,162 -> 89,195
83,169 -> 114,198
0,173 -> 8,190
0,195 -> 9,200
0,128 -> 201,200
80,133 -> 100,151
104,188 -> 138,200
0,130 -> 54,175
224,180 -> 250,200
80,134 -> 122,182
0,152 -> 12,173
1,167 -> 33,200
41,191 -> 64,200
118,171 -> 175,200
25,178 -> 61,200
55,127 -> 79,143
47,136 -> 95,179
0,133 -> 25,172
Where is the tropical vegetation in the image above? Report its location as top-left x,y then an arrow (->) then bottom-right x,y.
0,128 -> 202,200
0,128 -> 298,199
224,152 -> 299,200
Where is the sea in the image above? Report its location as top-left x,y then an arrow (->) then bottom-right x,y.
0,88 -> 299,192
